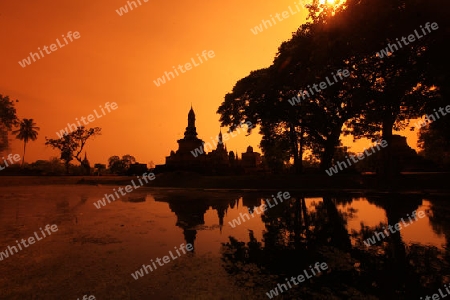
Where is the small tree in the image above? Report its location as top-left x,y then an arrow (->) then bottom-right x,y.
108,154 -> 136,175
94,163 -> 106,176
108,155 -> 124,174
121,154 -> 136,170
12,119 -> 40,166
45,126 -> 101,174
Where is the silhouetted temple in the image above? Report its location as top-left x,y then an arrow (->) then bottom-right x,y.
155,107 -> 262,174
153,194 -> 240,249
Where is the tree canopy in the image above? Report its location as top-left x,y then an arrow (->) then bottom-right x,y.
217,0 -> 449,175
12,119 -> 40,167
108,154 -> 137,175
45,126 -> 101,174
0,95 -> 19,152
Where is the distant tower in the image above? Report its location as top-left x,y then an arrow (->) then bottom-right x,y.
164,106 -> 206,172
81,152 -> 91,175
82,152 -> 89,165
216,129 -> 225,151
184,105 -> 198,140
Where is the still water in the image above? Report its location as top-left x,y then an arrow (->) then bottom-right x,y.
0,185 -> 448,299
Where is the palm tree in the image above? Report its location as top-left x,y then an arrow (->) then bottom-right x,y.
12,119 -> 39,167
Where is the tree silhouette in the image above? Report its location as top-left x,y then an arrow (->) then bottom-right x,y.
0,95 -> 19,152
217,0 -> 449,177
417,115 -> 450,169
45,126 -> 101,174
12,118 -> 39,167
107,154 -> 136,175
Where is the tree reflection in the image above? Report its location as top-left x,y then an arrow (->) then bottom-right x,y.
222,194 -> 449,299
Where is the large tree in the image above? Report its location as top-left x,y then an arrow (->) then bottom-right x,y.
0,95 -> 19,152
45,126 -> 101,174
12,119 -> 40,166
311,0 -> 448,176
218,0 -> 448,177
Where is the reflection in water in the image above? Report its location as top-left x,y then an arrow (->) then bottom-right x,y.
1,187 -> 449,299
116,191 -> 448,299
153,193 -> 236,251
64,189 -> 446,299
215,193 -> 449,299
168,200 -> 208,250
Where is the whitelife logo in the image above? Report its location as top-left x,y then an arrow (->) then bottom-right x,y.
93,172 -> 156,209
325,139 -> 388,176
376,22 -> 439,59
131,243 -> 193,280
190,121 -> 254,158
55,102 -> 118,138
115,0 -> 149,16
0,224 -> 58,261
77,295 -> 95,300
153,50 -> 215,87
18,31 -> 81,68
0,153 -> 21,171
363,210 -> 426,247
228,192 -> 291,228
420,284 -> 450,300
266,262 -> 328,298
250,1 -> 307,35
287,69 -> 350,106
413,104 -> 450,129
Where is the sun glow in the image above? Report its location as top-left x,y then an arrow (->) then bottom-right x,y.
320,0 -> 336,4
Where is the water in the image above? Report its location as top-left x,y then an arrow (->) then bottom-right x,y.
0,185 -> 448,299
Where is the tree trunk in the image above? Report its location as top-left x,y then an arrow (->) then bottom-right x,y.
65,161 -> 70,175
289,123 -> 301,174
298,124 -> 304,174
300,197 -> 310,242
21,141 -> 26,167
322,197 -> 352,251
380,115 -> 396,183
320,124 -> 343,171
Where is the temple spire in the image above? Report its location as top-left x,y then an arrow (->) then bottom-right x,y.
216,128 -> 225,150
184,106 -> 198,139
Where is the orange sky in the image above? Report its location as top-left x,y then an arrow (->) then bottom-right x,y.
0,0 -> 421,166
